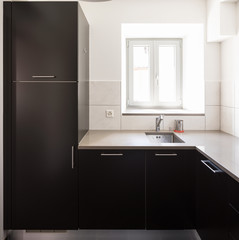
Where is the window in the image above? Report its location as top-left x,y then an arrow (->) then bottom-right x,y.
127,39 -> 182,109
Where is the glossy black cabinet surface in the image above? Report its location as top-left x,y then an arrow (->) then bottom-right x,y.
11,83 -> 78,229
196,154 -> 228,240
4,1 -> 81,230
146,150 -> 196,230
11,2 -> 77,81
228,176 -> 239,240
78,150 -> 145,229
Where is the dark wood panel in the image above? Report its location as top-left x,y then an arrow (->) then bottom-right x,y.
12,2 -> 77,81
228,204 -> 239,240
228,176 -> 239,240
229,176 -> 239,213
11,83 -> 78,229
146,150 -> 189,229
3,2 -> 13,230
79,150 -> 145,229
196,154 -> 228,240
182,150 -> 197,229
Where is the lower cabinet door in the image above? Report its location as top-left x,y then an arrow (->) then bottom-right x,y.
78,150 -> 145,229
228,176 -> 239,240
11,83 -> 78,229
146,150 -> 189,229
196,153 -> 228,240
228,204 -> 239,240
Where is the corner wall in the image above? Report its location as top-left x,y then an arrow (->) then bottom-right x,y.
221,2 -> 239,137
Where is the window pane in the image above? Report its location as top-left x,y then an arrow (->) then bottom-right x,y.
158,45 -> 177,102
133,45 -> 150,102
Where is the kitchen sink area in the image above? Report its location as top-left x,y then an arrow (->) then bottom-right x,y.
145,132 -> 185,144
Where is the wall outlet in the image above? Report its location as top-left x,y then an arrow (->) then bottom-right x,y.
106,110 -> 114,118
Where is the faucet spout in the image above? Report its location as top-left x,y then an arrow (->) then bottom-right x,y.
156,115 -> 164,132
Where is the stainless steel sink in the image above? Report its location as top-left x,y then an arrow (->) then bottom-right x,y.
145,132 -> 184,143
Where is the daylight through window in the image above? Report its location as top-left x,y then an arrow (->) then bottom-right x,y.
127,39 -> 182,109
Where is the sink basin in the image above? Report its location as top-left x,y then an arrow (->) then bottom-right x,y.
145,132 -> 184,143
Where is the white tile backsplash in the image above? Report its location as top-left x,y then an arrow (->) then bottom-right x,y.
221,106 -> 235,135
235,108 -> 239,138
89,80 -> 220,131
90,106 -> 121,130
204,43 -> 221,82
235,80 -> 239,109
90,81 -> 121,106
221,80 -> 235,108
205,106 -> 220,130
205,81 -> 220,106
164,116 -> 205,131
121,116 -> 157,131
220,29 -> 239,137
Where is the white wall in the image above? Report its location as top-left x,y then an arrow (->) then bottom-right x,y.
0,0 -> 4,238
221,2 -> 239,137
121,23 -> 205,114
80,0 -> 221,131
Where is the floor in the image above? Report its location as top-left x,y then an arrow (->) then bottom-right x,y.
8,230 -> 201,240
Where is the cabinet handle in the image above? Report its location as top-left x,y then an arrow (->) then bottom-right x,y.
201,160 -> 222,174
155,153 -> 177,157
72,146 -> 75,169
101,153 -> 123,156
32,75 -> 56,78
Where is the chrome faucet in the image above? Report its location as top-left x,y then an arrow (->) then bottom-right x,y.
156,115 -> 164,132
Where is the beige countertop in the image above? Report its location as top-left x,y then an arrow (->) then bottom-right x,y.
78,130 -> 239,182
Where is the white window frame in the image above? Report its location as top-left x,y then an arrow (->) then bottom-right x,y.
127,38 -> 182,109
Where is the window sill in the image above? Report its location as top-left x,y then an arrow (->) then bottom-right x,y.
122,108 -> 205,116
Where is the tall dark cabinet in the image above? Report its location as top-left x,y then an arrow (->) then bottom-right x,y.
4,2 -> 89,230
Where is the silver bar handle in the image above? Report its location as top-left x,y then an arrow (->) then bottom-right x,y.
72,146 -> 74,169
155,153 -> 177,157
32,75 -> 56,78
101,153 -> 123,156
201,160 -> 222,174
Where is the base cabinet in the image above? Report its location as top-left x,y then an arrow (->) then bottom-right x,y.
228,176 -> 239,240
146,150 -> 196,230
196,153 -> 228,240
78,150 -> 145,229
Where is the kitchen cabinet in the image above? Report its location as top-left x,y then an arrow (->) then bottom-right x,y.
228,176 -> 239,240
11,2 -> 77,82
3,1 -> 88,230
146,150 -> 196,229
11,83 -> 78,229
78,150 -> 145,229
196,153 -> 228,240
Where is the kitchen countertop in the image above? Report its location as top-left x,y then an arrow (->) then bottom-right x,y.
79,130 -> 239,182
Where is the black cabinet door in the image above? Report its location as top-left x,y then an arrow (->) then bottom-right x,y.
12,2 -> 77,81
196,153 -> 228,240
228,176 -> 239,240
78,150 -> 145,229
11,83 -> 78,229
146,150 -> 193,229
